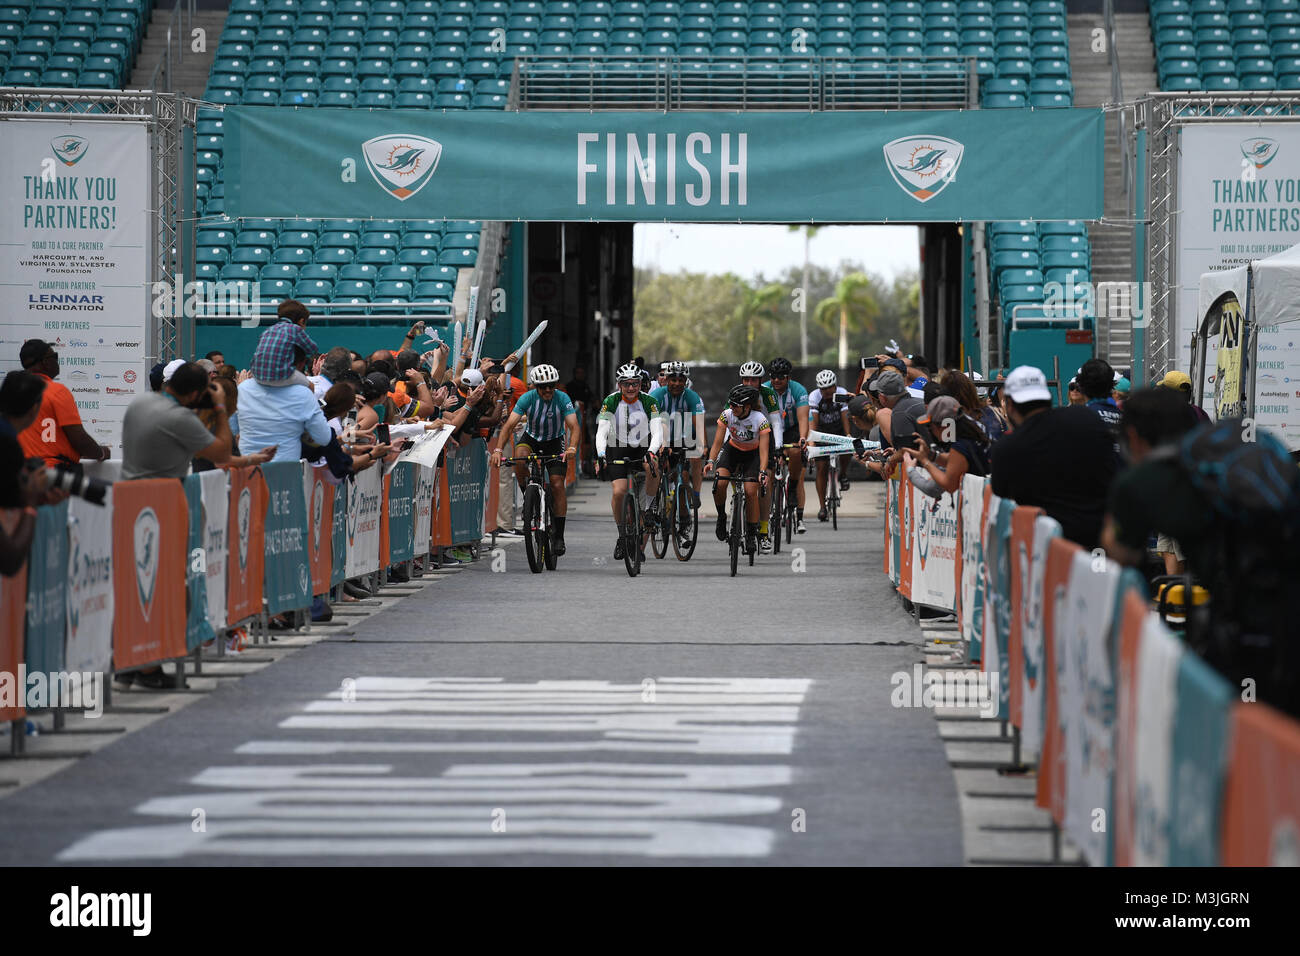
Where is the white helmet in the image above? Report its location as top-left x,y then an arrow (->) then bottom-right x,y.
816,369 -> 837,388
529,364 -> 559,385
666,360 -> 688,376
616,363 -> 642,383
739,360 -> 765,378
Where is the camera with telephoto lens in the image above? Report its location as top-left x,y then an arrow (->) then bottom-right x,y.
44,462 -> 109,506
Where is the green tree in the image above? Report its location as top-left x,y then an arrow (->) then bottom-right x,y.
813,272 -> 880,368
786,225 -> 822,364
732,282 -> 786,362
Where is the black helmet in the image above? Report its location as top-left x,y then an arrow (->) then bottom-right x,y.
728,384 -> 758,408
769,357 -> 793,375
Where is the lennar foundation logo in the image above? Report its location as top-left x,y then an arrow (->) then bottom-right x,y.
1241,136 -> 1279,169
52,135 -> 88,167
133,508 -> 159,620
362,134 -> 442,200
883,135 -> 964,202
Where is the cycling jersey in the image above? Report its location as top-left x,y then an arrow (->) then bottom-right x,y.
512,387 -> 575,443
764,378 -> 809,436
648,385 -> 705,446
596,391 -> 664,455
809,386 -> 851,426
717,408 -> 771,452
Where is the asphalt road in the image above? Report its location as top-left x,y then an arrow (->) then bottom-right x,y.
0,481 -> 963,865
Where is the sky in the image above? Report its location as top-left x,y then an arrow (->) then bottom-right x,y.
633,223 -> 921,281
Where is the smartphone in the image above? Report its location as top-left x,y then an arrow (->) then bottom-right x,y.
414,321 -> 425,334
400,439 -> 415,450
860,357 -> 879,370
377,423 -> 390,445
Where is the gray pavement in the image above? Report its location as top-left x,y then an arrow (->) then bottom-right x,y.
0,478 -> 965,865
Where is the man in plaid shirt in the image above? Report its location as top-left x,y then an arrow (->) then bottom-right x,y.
251,300 -> 318,387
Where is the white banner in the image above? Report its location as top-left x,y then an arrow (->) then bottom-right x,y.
959,474 -> 986,647
397,426 -> 453,469
344,465 -> 383,577
1059,550 -> 1120,866
1176,124 -> 1300,445
64,492 -> 114,674
910,486 -> 957,611
1131,615 -> 1183,867
0,120 -> 151,453
412,464 -> 435,557
199,469 -> 229,631
1018,514 -> 1061,763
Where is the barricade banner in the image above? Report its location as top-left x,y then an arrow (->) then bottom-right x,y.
0,510 -> 28,722
64,494 -> 115,675
1113,589 -> 1150,868
447,438 -> 488,544
1167,635 -> 1234,865
885,476 -> 899,584
432,462 -> 452,548
1221,701 -> 1300,865
304,466 -> 333,596
1059,551 -> 1121,866
25,500 -> 69,676
226,466 -> 267,625
1018,514 -> 1061,762
1007,505 -> 1044,731
330,476 -> 347,588
981,494 -> 1012,719
957,475 -> 987,652
910,488 -> 958,611
413,464 -> 435,558
112,480 -> 188,669
387,461 -> 416,564
344,465 -> 382,578
897,463 -> 913,600
485,457 -> 500,534
198,471 -> 228,633
183,476 -> 215,652
1036,536 -> 1084,821
379,471 -> 391,570
262,461 -> 311,615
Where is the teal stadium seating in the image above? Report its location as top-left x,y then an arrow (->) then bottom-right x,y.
1151,0 -> 1300,90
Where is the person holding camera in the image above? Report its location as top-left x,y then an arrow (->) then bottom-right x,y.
17,338 -> 111,467
120,362 -> 234,480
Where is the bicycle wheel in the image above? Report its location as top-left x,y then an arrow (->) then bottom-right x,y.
522,484 -> 544,573
542,487 -> 558,571
784,476 -> 797,542
729,485 -> 743,577
650,478 -> 669,559
748,491 -> 756,567
770,474 -> 783,554
830,484 -> 839,531
672,473 -> 698,561
622,490 -> 640,577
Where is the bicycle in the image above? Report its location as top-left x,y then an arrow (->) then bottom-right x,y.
606,456 -> 653,578
768,442 -> 802,554
501,453 -> 565,573
714,473 -> 764,576
650,449 -> 699,561
826,452 -> 841,531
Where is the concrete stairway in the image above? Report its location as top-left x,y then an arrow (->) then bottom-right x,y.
126,7 -> 226,96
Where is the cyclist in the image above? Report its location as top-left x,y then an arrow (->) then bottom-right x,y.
489,364 -> 580,557
809,368 -> 851,522
595,363 -> 665,561
648,361 -> 707,512
764,357 -> 810,536
738,360 -> 783,546
704,384 -> 771,557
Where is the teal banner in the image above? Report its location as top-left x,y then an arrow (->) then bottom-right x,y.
183,476 -> 214,652
262,461 -> 312,614
224,107 -> 1105,223
387,462 -> 416,564
447,439 -> 487,544
985,496 -> 1013,719
330,476 -> 347,588
1168,650 -> 1234,866
25,501 -> 68,675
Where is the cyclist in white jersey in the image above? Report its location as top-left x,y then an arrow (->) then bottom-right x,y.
809,368 -> 852,521
704,384 -> 771,556
595,363 -> 665,561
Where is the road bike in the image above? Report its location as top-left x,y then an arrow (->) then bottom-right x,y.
650,449 -> 699,561
826,451 -> 841,531
714,473 -> 763,577
769,442 -> 801,553
607,456 -> 652,578
502,453 -> 565,573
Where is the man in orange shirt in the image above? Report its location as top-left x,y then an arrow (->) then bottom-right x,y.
17,339 -> 109,467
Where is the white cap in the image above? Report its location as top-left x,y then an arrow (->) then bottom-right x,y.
162,359 -> 186,383
459,368 -> 484,388
1003,365 -> 1052,403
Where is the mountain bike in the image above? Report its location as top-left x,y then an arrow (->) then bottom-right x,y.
502,453 -> 565,573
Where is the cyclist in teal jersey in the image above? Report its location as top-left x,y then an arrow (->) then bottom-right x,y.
648,360 -> 706,509
738,361 -> 784,545
490,364 -> 580,556
764,356 -> 811,534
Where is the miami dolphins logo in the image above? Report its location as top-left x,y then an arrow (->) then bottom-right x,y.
362,134 -> 442,201
237,487 -> 251,572
1241,137 -> 1279,169
133,508 -> 160,620
68,528 -> 83,637
883,135 -> 964,202
52,136 -> 88,167
916,502 -> 930,569
311,478 -> 324,551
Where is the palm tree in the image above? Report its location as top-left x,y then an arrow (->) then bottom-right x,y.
814,272 -> 880,369
733,282 -> 786,361
787,225 -> 822,365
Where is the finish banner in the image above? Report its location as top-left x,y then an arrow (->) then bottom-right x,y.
223,107 -> 1104,223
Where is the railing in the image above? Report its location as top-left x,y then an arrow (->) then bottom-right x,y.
149,0 -> 197,94
515,55 -> 973,111
1103,0 -> 1130,199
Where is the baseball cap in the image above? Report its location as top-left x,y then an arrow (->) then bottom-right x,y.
847,394 -> 872,419
148,362 -> 166,391
868,369 -> 907,397
917,394 -> 961,426
362,371 -> 391,398
1159,370 -> 1192,391
882,357 -> 907,375
162,359 -> 186,383
1003,365 -> 1052,404
1114,376 -> 1131,395
19,339 -> 52,367
459,368 -> 485,388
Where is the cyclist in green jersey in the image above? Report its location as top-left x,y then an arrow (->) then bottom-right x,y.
738,361 -> 784,546
595,363 -> 665,561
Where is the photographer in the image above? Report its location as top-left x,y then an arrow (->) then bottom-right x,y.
0,371 -> 51,575
121,362 -> 233,480
17,338 -> 110,467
